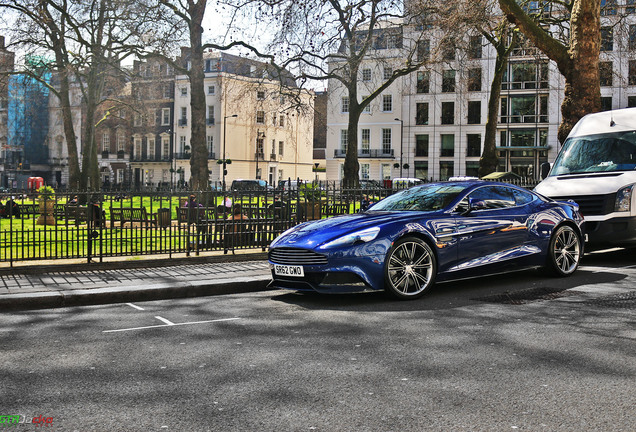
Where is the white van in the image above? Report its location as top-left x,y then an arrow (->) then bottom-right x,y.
535,107 -> 636,248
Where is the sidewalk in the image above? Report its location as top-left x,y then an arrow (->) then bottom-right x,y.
0,251 -> 272,311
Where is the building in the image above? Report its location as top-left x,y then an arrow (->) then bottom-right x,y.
0,36 -> 15,188
171,51 -> 315,188
325,7 -> 636,182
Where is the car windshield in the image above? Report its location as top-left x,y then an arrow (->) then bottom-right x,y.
370,184 -> 466,212
550,131 -> 636,176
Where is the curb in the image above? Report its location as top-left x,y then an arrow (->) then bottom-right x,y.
0,276 -> 273,311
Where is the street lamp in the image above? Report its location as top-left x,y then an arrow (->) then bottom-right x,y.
220,114 -> 237,191
394,118 -> 404,177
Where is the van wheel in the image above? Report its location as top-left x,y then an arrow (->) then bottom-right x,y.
546,225 -> 581,276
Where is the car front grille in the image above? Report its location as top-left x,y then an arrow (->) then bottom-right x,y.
552,194 -> 615,216
269,247 -> 328,265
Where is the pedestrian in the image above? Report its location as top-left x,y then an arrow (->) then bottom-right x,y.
360,195 -> 371,211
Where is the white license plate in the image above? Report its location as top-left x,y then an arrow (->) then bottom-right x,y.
274,264 -> 305,277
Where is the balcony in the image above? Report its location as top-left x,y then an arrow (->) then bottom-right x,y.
175,152 -> 190,159
334,149 -> 394,158
500,115 -> 549,124
207,118 -> 215,125
270,153 -> 277,160
101,151 -> 109,159
178,118 -> 187,126
255,152 -> 265,160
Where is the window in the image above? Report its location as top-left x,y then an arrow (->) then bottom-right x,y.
417,40 -> 430,61
382,94 -> 392,112
340,130 -> 348,151
134,137 -> 142,159
361,129 -> 370,154
468,68 -> 482,91
417,71 -> 430,93
205,59 -> 211,72
256,137 -> 264,157
466,134 -> 481,157
360,163 -> 370,180
601,27 -> 613,51
599,62 -> 613,87
272,113 -> 277,126
468,186 -> 515,209
208,85 -> 215,95
415,135 -> 429,157
257,90 -> 265,100
117,169 -> 125,184
601,0 -> 617,15
362,68 -> 372,81
416,103 -> 428,125
439,161 -> 454,181
441,102 -> 454,124
179,135 -> 186,153
279,141 -> 284,156
161,108 -> 170,126
441,134 -> 454,157
628,0 -> 635,13
180,87 -> 188,97
382,128 -> 392,154
148,137 -> 155,158
505,62 -> 548,89
162,136 -> 170,158
630,25 -> 636,50
207,105 -> 215,125
466,161 -> 479,177
279,116 -> 284,127
101,132 -> 110,152
629,61 -> 636,86
629,96 -> 636,107
134,113 -> 142,127
206,135 -> 213,154
117,133 -> 126,152
601,97 -> 612,111
383,66 -> 392,80
415,161 -> 428,179
467,101 -> 481,124
442,40 -> 456,60
179,107 -> 187,126
469,36 -> 482,59
256,110 -> 265,124
341,96 -> 350,113
362,96 -> 371,113
442,70 -> 455,92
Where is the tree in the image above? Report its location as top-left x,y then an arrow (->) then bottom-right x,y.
498,0 -> 601,144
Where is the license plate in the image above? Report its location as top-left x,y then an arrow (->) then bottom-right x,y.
274,264 -> 304,277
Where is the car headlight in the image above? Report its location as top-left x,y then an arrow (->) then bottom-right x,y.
615,184 -> 633,212
319,226 -> 381,249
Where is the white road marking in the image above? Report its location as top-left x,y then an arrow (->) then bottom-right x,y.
155,316 -> 175,326
126,303 -> 145,311
102,317 -> 241,333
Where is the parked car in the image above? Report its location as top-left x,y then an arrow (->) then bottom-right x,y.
278,180 -> 306,191
392,177 -> 425,189
268,180 -> 584,300
231,179 -> 271,191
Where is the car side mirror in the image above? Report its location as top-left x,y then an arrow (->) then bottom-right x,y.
540,162 -> 551,179
461,198 -> 487,215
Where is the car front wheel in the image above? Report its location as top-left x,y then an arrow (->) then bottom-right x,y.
547,225 -> 581,276
384,236 -> 436,300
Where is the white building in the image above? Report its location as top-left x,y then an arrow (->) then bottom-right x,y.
326,7 -> 636,182
173,52 -> 316,187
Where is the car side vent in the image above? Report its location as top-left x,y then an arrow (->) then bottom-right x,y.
269,248 -> 328,265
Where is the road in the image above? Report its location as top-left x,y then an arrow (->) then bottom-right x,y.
0,248 -> 634,431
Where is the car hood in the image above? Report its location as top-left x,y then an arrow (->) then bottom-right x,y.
271,211 -> 436,249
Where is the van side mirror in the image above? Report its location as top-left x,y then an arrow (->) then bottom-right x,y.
540,162 -> 551,179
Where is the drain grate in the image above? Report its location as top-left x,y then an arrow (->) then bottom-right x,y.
472,287 -> 581,305
584,291 -> 636,309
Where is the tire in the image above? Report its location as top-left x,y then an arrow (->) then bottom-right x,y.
384,236 -> 436,300
547,225 -> 581,276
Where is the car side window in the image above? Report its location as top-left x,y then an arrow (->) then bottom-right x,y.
512,188 -> 534,206
468,186 -> 515,210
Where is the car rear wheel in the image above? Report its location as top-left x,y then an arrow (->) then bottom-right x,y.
547,225 -> 581,276
384,236 -> 436,300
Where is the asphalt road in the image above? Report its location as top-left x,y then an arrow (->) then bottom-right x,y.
1,248 -> 634,432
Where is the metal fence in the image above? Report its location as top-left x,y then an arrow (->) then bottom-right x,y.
0,178 -> 539,265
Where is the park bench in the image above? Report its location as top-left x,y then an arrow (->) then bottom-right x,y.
19,203 -> 39,217
63,205 -> 88,226
110,207 -> 157,228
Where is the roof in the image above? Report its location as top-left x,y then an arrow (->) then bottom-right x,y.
569,107 -> 636,138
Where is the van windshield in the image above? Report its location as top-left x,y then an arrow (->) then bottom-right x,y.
550,131 -> 636,176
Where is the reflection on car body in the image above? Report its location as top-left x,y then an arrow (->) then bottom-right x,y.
268,180 -> 585,300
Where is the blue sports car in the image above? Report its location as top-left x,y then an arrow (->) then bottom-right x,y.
268,181 -> 585,300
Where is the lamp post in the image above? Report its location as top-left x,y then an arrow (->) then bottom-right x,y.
220,114 -> 237,191
395,118 -> 404,177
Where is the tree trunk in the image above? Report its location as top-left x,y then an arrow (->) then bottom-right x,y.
188,1 -> 209,190
479,52 -> 507,178
55,63 -> 81,189
343,83 -> 361,188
